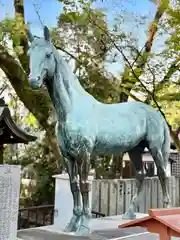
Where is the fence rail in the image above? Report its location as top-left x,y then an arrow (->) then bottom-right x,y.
91,176 -> 179,216
18,205 -> 54,229
18,205 -> 105,230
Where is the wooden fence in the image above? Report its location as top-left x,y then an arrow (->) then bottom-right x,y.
91,176 -> 179,216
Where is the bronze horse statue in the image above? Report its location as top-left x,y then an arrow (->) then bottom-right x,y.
28,26 -> 171,235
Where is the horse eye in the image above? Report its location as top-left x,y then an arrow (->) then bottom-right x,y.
46,53 -> 51,58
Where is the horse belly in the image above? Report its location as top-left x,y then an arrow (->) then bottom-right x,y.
93,124 -> 145,155
93,135 -> 142,155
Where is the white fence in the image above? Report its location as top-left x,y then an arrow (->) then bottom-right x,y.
91,176 -> 179,216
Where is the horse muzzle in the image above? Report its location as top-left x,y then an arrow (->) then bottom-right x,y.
29,76 -> 42,89
29,69 -> 48,89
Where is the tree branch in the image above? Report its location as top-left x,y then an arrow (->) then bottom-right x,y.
156,60 -> 180,92
86,1 -> 165,102
0,84 -> 7,96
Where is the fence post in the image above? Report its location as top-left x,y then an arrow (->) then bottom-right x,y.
124,179 -> 132,213
145,178 -> 151,212
117,180 -> 125,215
175,176 -> 180,206
171,176 -> 176,206
109,180 -> 118,216
92,180 -> 100,213
100,180 -> 109,216
151,177 -> 158,209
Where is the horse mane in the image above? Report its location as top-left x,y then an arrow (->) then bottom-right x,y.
52,45 -> 92,98
52,46 -> 71,97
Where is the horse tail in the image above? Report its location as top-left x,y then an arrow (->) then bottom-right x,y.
162,122 -> 171,176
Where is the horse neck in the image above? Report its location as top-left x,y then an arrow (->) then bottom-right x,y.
46,49 -> 92,121
55,50 -> 91,99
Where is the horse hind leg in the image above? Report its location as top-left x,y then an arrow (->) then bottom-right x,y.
149,145 -> 171,208
122,146 -> 145,220
64,158 -> 82,232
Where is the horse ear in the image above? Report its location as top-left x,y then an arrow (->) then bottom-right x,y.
44,26 -> 50,41
27,25 -> 34,43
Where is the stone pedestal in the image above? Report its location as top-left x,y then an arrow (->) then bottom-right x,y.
52,173 -> 94,230
0,164 -> 21,240
17,213 -> 152,239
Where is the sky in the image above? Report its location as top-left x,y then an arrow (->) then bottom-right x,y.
0,0 -> 156,35
0,0 -> 158,75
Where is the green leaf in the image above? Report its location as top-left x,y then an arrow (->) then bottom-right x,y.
23,113 -> 38,127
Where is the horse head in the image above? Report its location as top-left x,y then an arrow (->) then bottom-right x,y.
27,26 -> 56,89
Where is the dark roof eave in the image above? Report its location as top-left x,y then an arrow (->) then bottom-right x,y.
0,107 -> 37,143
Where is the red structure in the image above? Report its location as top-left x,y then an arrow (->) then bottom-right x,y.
119,208 -> 180,240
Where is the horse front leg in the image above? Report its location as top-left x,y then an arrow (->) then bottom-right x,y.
64,158 -> 82,232
77,154 -> 91,235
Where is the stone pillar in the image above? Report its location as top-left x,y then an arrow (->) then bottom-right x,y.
0,165 -> 21,240
52,173 -> 94,230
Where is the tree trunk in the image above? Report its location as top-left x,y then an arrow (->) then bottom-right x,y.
169,127 -> 180,151
114,154 -> 124,179
13,0 -> 29,74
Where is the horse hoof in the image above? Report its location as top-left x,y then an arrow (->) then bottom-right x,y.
165,203 -> 171,208
76,225 -> 90,236
64,220 -> 80,232
64,224 -> 75,232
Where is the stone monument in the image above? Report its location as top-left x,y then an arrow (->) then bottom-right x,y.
0,165 -> 21,240
28,26 -> 171,235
